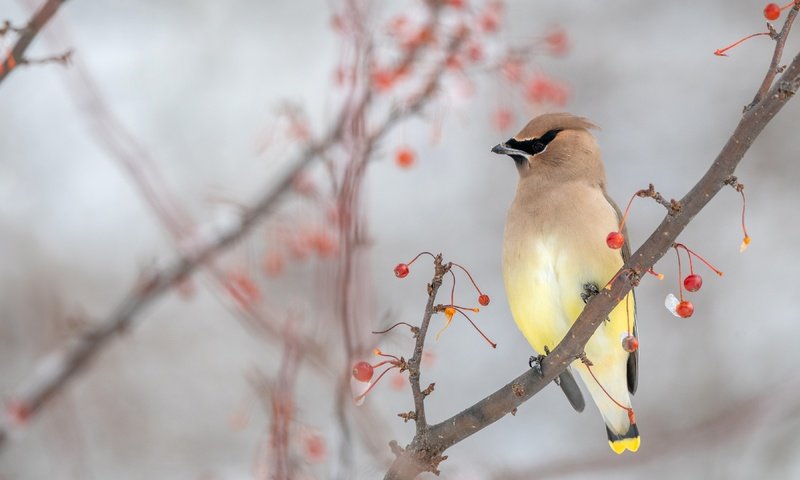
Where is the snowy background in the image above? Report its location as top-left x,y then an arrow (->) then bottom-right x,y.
2,0 -> 800,478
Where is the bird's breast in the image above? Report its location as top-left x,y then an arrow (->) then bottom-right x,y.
501,183 -> 623,352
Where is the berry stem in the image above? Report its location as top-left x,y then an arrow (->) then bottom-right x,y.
406,251 -> 436,266
371,321 -> 417,334
617,190 -> 642,232
674,243 -> 723,277
583,358 -> 634,420
455,308 -> 496,348
714,32 -> 771,57
647,268 -> 665,280
354,365 -> 398,402
603,268 -> 634,290
674,246 -> 685,302
372,359 -> 399,369
451,305 -> 480,312
738,187 -> 751,251
449,270 -> 457,306
451,262 -> 484,295
373,348 -> 401,362
625,294 -> 632,337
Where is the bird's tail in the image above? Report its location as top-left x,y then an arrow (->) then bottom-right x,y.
606,422 -> 640,454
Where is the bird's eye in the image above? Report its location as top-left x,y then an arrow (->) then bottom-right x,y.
506,129 -> 562,156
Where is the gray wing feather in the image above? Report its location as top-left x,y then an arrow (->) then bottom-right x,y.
558,367 -> 586,412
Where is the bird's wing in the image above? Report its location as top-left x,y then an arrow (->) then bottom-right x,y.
558,367 -> 586,412
604,190 -> 638,395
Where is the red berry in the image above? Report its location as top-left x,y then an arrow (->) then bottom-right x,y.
676,300 -> 694,318
622,335 -> 639,353
6,399 -> 31,426
352,361 -> 374,383
764,3 -> 781,20
394,147 -> 415,169
394,263 -> 409,278
305,434 -> 326,463
606,231 -> 624,249
478,294 -> 490,306
683,274 -> 703,292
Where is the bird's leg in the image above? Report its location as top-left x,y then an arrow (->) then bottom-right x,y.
529,346 -> 559,384
530,347 -> 587,412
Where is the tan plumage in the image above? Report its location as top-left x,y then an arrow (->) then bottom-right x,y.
493,113 -> 640,454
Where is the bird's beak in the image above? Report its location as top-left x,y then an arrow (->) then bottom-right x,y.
491,143 -> 525,156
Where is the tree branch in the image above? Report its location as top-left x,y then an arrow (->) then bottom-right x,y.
0,124 -> 342,450
748,1 -> 800,109
384,255 -> 449,479
0,0 -> 68,85
383,7 -> 800,478
0,12 -> 466,451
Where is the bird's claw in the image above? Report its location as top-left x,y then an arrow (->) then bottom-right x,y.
581,282 -> 600,304
528,354 -> 545,377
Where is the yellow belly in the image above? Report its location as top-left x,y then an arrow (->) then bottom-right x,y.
502,235 -> 635,363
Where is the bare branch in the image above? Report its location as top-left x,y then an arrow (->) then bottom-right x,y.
637,183 -> 681,215
0,0 -> 69,85
0,124 -> 341,449
748,3 -> 800,109
383,11 -> 800,479
0,4 -> 466,451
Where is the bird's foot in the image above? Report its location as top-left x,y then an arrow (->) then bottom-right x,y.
529,346 -> 557,381
581,282 -> 611,322
581,282 -> 600,304
528,354 -> 546,378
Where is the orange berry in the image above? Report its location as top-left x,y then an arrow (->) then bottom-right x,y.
394,147 -> 415,168
676,300 -> 694,318
394,263 -> 409,278
606,231 -> 624,249
683,274 -> 703,292
352,361 -> 374,382
764,3 -> 781,20
305,434 -> 326,463
622,335 -> 639,353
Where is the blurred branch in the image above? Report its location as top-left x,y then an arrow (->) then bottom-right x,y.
383,7 -> 800,479
0,5 -> 465,453
0,123 -> 341,450
0,0 -> 68,85
495,378 -> 800,479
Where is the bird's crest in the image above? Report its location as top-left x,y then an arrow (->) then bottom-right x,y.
514,113 -> 598,141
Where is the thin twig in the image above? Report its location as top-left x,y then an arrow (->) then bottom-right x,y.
0,0 -> 69,85
637,183 -> 681,215
384,255 -> 450,479
410,255 -> 447,436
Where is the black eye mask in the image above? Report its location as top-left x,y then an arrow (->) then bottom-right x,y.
505,129 -> 562,156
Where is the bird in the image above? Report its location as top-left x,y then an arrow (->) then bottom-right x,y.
492,112 -> 639,454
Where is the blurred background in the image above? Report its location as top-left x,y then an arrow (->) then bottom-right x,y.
2,0 -> 800,478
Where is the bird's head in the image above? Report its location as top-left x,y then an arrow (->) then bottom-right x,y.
492,113 -> 604,183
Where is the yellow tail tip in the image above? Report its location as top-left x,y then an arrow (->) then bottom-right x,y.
609,436 -> 640,454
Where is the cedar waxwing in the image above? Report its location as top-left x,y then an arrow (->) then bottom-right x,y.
492,113 -> 640,454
